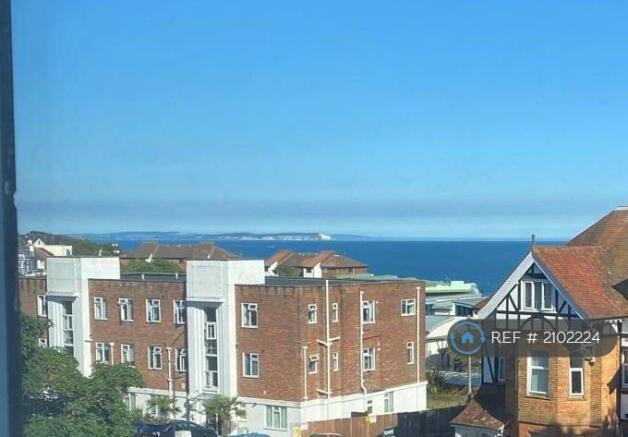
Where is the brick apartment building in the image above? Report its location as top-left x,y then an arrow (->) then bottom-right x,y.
264,250 -> 367,278
21,256 -> 426,436
452,207 -> 628,437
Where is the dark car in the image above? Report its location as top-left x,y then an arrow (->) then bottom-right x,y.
134,420 -> 217,437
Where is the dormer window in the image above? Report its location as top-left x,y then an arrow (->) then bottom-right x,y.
523,281 -> 553,311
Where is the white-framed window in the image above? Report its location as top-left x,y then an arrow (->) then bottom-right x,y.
93,297 -> 107,320
265,405 -> 287,430
401,299 -> 416,316
332,352 -> 339,371
146,299 -> 161,323
173,300 -> 185,325
522,281 -> 553,311
36,295 -> 47,317
243,352 -> 259,377
176,348 -> 188,372
527,352 -> 549,395
241,303 -> 258,328
366,399 -> 373,415
62,301 -> 74,355
384,391 -> 394,413
406,342 -> 415,364
121,344 -> 135,366
148,346 -> 162,369
124,392 -> 136,410
119,298 -> 134,321
363,347 -> 376,371
307,304 -> 317,324
497,356 -> 505,382
38,338 -> 48,347
362,300 -> 375,323
569,350 -> 584,396
331,302 -> 339,322
308,354 -> 319,374
95,342 -> 111,364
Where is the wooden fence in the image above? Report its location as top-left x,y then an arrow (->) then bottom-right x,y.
305,407 -> 464,437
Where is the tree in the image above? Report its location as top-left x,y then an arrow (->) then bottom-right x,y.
198,395 -> 246,435
146,395 -> 181,422
21,314 -> 145,437
275,264 -> 301,277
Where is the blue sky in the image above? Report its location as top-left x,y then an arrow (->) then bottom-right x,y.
11,1 -> 628,238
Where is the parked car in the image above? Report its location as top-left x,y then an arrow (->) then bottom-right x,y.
134,420 -> 217,437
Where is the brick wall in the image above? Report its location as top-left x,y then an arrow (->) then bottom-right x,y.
88,279 -> 186,391
511,338 -> 620,436
236,280 -> 425,402
19,277 -> 46,318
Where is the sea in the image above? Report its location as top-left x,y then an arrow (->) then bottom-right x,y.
116,240 -> 562,295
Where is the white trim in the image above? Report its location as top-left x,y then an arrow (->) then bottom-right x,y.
241,302 -> 259,328
146,298 -> 161,323
243,352 -> 260,378
93,296 -> 107,320
476,252 -> 534,319
307,304 -> 317,324
308,354 -> 319,374
527,353 -> 549,395
401,298 -> 416,316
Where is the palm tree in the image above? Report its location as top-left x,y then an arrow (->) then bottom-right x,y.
199,395 -> 246,435
146,395 -> 181,422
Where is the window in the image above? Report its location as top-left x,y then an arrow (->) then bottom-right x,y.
425,303 -> 434,315
119,298 -> 134,321
148,346 -> 162,369
121,344 -> 135,366
93,297 -> 107,320
332,352 -> 339,371
205,308 -> 219,388
146,299 -> 161,323
401,299 -> 416,316
147,395 -> 160,416
38,338 -> 48,347
455,305 -> 473,316
384,392 -> 394,413
95,342 -> 111,364
308,354 -> 319,374
36,295 -> 47,317
497,357 -> 505,382
265,405 -> 287,430
307,304 -> 317,324
363,347 -> 375,371
366,400 -> 373,415
176,348 -> 188,372
243,352 -> 259,377
124,392 -> 136,410
331,302 -> 339,322
569,351 -> 583,396
241,303 -> 258,328
174,300 -> 185,325
406,342 -> 415,364
362,300 -> 375,323
528,352 -> 549,394
523,281 -> 553,311
62,301 -> 74,355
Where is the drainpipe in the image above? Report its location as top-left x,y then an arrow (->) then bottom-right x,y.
416,286 -> 421,403
325,280 -> 331,419
359,290 -> 367,409
166,347 -> 174,418
302,345 -> 308,401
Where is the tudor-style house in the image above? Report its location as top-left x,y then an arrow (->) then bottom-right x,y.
452,207 -> 628,437
20,256 -> 426,436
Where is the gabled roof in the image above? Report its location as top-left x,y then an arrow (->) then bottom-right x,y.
33,246 -> 54,260
533,245 -> 628,319
264,250 -> 366,269
127,242 -> 239,261
451,385 -> 509,431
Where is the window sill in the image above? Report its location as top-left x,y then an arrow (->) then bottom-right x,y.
401,313 -> 416,317
241,325 -> 258,329
526,392 -> 550,400
242,375 -> 260,379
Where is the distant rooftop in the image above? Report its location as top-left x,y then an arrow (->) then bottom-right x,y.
125,242 -> 239,261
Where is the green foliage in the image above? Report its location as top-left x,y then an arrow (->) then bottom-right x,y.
145,395 -> 181,421
21,314 -> 145,437
275,264 -> 302,277
426,369 -> 446,394
198,395 -> 245,434
121,259 -> 182,274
